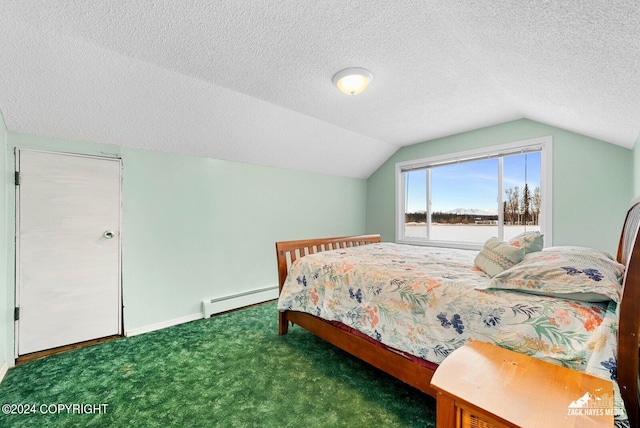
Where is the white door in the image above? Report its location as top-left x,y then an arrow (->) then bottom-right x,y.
16,150 -> 121,356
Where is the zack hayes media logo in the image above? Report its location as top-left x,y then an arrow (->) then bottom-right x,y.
567,391 -> 616,417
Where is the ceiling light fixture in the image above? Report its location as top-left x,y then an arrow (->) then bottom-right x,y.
332,67 -> 373,95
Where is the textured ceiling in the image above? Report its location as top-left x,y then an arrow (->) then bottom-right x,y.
0,1 -> 638,178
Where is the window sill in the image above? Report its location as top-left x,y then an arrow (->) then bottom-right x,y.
395,238 -> 483,251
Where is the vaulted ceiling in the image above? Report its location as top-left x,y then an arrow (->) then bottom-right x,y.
0,1 -> 638,178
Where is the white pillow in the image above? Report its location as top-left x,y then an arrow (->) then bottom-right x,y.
477,246 -> 625,303
508,231 -> 544,254
474,237 -> 525,277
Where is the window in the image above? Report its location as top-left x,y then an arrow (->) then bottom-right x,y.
396,137 -> 552,249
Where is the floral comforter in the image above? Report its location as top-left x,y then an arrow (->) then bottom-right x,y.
277,243 -> 628,424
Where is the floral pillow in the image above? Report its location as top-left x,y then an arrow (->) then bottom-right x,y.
508,231 -> 544,254
474,237 -> 525,277
477,246 -> 625,303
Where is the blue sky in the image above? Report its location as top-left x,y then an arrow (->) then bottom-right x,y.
405,152 -> 541,213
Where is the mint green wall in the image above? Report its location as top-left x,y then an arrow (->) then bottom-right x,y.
120,147 -> 366,329
2,119 -> 633,364
634,133 -> 640,197
0,111 -> 8,373
366,119 -> 633,255
5,133 -> 366,339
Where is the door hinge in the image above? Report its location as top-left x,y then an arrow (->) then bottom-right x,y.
14,307 -> 19,321
14,171 -> 20,186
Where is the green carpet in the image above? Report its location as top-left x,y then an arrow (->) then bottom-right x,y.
0,302 -> 436,427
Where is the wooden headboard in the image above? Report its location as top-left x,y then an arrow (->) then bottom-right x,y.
275,234 -> 381,292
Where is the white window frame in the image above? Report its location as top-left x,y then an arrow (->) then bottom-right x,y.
395,136 -> 553,250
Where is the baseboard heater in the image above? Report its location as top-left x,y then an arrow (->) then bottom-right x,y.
201,286 -> 279,318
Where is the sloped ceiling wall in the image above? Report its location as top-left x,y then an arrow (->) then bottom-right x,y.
0,1 -> 638,178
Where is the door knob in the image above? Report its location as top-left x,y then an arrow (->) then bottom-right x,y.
103,230 -> 115,239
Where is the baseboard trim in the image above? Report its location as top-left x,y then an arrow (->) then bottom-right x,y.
125,312 -> 202,337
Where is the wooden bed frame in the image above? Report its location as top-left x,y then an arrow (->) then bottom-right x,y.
276,202 -> 640,427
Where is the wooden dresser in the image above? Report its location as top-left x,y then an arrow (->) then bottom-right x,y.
430,341 -> 614,427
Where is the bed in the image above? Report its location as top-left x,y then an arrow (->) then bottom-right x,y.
276,200 -> 640,427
